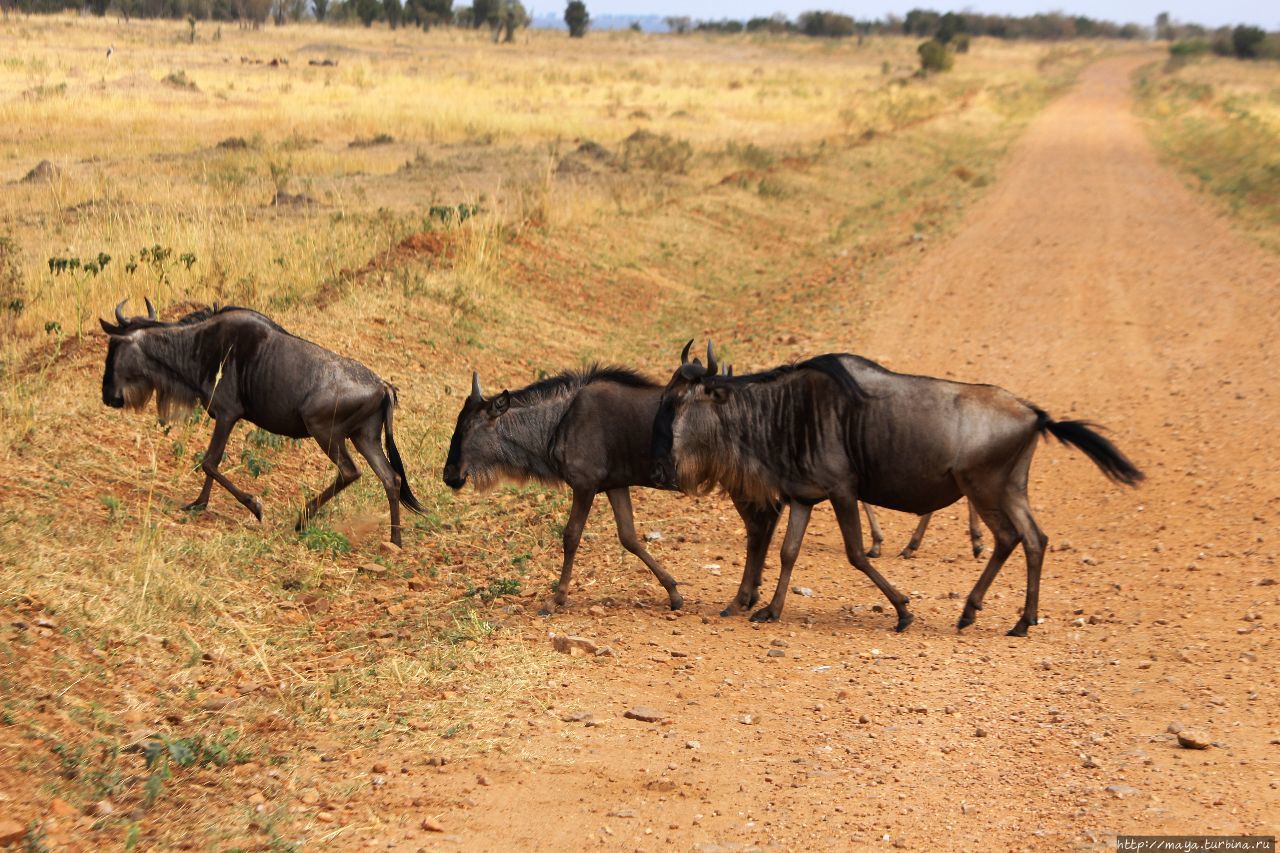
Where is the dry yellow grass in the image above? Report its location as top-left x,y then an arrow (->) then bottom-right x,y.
1135,54 -> 1280,246
0,15 -> 1114,846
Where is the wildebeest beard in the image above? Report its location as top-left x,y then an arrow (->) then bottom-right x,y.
135,334 -> 205,424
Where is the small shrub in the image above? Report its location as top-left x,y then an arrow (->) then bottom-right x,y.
466,576 -> 522,600
756,176 -> 787,198
349,132 -> 395,148
1231,25 -> 1266,59
1169,40 -> 1209,58
427,203 -> 481,225
300,524 -> 351,556
918,39 -> 954,74
161,70 -> 198,91
621,129 -> 693,174
725,140 -> 774,170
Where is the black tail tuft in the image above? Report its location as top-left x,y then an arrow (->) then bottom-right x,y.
1033,407 -> 1144,487
383,391 -> 426,515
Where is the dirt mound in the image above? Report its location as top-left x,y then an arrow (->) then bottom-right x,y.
556,140 -> 616,177
322,231 -> 457,306
19,160 -> 60,184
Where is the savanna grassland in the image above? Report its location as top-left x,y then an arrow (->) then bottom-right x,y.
0,17 -> 1122,849
1135,53 -> 1280,251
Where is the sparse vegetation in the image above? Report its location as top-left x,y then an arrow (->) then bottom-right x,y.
1136,56 -> 1280,247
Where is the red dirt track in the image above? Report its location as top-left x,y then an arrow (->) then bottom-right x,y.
369,56 -> 1280,851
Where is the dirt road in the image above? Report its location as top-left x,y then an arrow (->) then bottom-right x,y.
363,56 -> 1280,850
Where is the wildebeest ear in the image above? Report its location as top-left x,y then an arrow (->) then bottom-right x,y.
491,390 -> 511,415
99,318 -> 122,336
709,385 -> 731,404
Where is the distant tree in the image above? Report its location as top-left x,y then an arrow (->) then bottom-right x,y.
453,3 -> 472,25
798,10 -> 854,37
935,11 -> 965,44
1155,11 -> 1172,39
664,15 -> 690,34
564,0 -> 587,37
405,0 -> 451,28
470,0 -> 492,26
355,0 -> 378,25
746,13 -> 789,33
384,0 -> 401,28
629,20 -> 640,32
88,0 -> 109,15
903,8 -> 939,37
313,0 -> 328,19
1231,24 -> 1265,58
492,0 -> 525,42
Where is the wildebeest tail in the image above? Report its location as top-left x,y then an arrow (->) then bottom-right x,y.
1031,406 -> 1144,486
383,387 -> 426,514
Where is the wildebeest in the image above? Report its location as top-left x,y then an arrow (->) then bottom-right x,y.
99,300 -> 425,544
442,366 -> 784,613
721,361 -> 981,564
651,344 -> 1143,636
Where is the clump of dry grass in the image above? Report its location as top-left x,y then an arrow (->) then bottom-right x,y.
1135,55 -> 1280,247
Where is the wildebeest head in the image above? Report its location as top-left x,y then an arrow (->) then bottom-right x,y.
99,298 -> 162,413
443,371 -> 512,491
651,340 -> 729,492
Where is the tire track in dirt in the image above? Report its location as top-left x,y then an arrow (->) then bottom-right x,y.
368,56 -> 1279,850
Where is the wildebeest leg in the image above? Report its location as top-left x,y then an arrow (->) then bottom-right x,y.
542,488 -> 595,615
900,513 -> 933,559
1002,495 -> 1048,637
831,495 -> 913,632
606,488 -> 683,611
185,414 -> 262,521
967,502 -> 985,559
957,505 -> 1018,631
750,501 -> 812,623
295,429 -> 361,532
724,496 -> 782,617
863,502 -> 884,558
350,426 -> 403,546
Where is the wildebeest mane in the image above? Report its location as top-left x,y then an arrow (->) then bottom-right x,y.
507,364 -> 656,406
704,353 -> 868,402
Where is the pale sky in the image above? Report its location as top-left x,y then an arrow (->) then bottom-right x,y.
582,1 -> 1277,29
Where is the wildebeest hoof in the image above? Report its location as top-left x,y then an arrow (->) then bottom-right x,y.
973,544 -> 985,559
867,544 -> 882,559
749,607 -> 780,623
246,497 -> 263,521
668,594 -> 684,611
956,611 -> 976,631
182,500 -> 208,513
899,547 -> 916,559
894,612 -> 915,633
1006,619 -> 1030,637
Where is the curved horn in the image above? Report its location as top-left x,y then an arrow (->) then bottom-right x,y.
680,339 -> 693,365
114,299 -> 129,326
705,340 -> 719,378
470,371 -> 483,401
144,297 -> 157,320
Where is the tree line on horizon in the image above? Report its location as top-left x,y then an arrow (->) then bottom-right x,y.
0,0 -> 1274,56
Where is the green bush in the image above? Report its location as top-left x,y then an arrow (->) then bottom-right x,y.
918,39 -> 954,74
